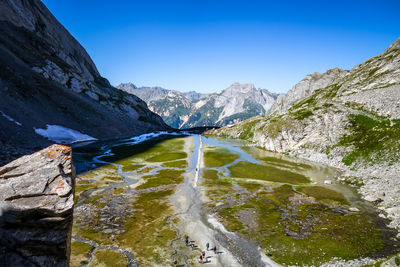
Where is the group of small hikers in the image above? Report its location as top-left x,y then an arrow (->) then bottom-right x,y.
173,235 -> 218,265
199,241 -> 217,264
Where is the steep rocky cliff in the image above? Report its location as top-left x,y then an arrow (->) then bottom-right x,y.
0,0 -> 169,165
210,37 -> 400,232
270,68 -> 349,115
0,144 -> 75,266
118,82 -> 279,128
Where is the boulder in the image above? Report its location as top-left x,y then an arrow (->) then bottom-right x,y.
0,144 -> 75,266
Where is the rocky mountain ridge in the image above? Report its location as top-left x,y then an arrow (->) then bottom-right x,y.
210,37 -> 400,233
117,82 -> 279,128
0,0 -> 168,166
270,67 -> 349,115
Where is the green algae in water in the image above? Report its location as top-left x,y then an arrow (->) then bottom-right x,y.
214,184 -> 386,265
136,169 -> 185,189
121,163 -> 145,172
117,189 -> 176,265
297,185 -> 350,205
241,146 -> 312,170
161,159 -> 188,168
147,152 -> 187,162
203,145 -> 240,167
229,161 -> 310,184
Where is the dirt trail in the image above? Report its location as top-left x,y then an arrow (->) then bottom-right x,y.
168,135 -> 282,267
168,135 -> 240,266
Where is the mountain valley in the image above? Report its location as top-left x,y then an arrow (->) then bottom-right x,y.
1,0 -> 400,266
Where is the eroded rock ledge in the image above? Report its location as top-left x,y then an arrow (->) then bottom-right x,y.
0,144 -> 75,266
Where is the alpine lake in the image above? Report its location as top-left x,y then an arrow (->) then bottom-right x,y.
70,132 -> 400,267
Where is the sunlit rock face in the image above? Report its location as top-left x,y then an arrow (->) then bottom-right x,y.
0,145 -> 75,266
117,82 -> 279,128
0,0 -> 169,166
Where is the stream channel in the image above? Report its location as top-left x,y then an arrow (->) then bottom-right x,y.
71,132 -> 400,266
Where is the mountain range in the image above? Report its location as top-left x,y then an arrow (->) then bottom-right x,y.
117,82 -> 279,128
0,0 -> 168,165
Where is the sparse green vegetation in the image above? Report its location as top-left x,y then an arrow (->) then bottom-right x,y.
79,164 -> 119,180
73,223 -> 112,246
395,256 -> 400,266
338,114 -> 400,166
75,182 -> 107,195
201,168 -> 236,201
368,67 -> 380,77
237,118 -> 263,139
237,182 -> 263,193
340,176 -> 365,187
219,206 -> 245,231
290,108 -> 314,120
86,192 -> 107,208
265,117 -> 295,138
321,83 -> 340,99
117,189 -> 176,265
113,187 -> 125,195
89,249 -> 127,267
70,241 -> 93,267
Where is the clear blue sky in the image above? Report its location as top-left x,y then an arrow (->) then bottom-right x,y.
43,0 -> 400,93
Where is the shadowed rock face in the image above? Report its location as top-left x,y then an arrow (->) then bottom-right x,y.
0,145 -> 75,266
0,0 -> 169,166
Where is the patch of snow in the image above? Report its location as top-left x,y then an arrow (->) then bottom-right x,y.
34,125 -> 97,144
0,110 -> 22,126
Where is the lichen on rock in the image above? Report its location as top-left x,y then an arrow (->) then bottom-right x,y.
0,144 -> 75,266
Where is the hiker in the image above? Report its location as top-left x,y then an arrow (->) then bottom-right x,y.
213,245 -> 217,254
202,251 -> 206,257
206,242 -> 210,250
174,259 -> 178,266
199,254 -> 203,263
185,235 -> 189,246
